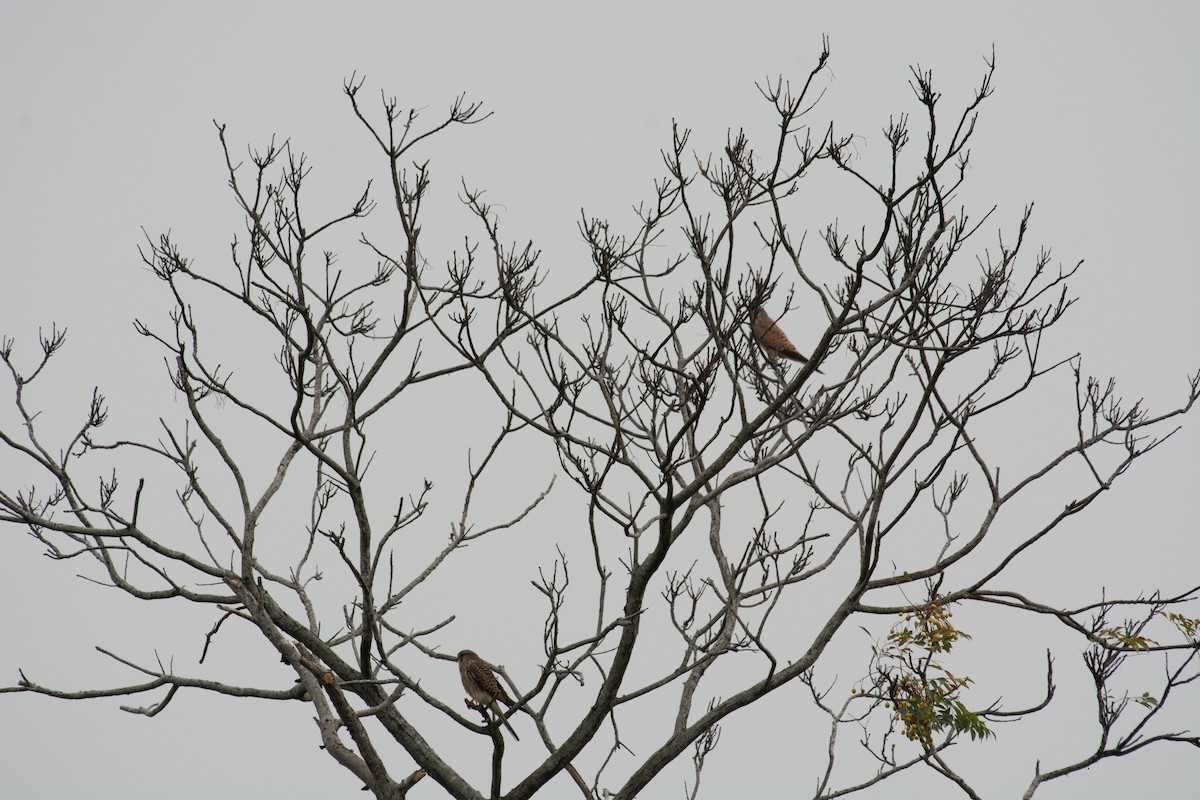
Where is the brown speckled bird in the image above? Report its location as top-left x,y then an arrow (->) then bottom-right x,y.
751,306 -> 811,365
457,649 -> 519,740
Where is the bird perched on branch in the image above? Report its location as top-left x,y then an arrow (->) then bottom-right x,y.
457,649 -> 519,740
751,306 -> 814,367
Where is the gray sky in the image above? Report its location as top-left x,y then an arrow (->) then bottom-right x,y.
2,2 -> 1198,798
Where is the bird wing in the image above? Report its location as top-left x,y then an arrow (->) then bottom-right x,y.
754,310 -> 807,362
461,653 -> 520,739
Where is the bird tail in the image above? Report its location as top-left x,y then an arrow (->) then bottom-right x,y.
491,700 -> 520,740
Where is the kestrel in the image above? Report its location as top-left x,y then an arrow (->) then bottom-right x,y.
751,306 -> 811,366
457,649 -> 519,740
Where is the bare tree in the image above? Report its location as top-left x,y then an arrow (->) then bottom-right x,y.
3,43 -> 1197,799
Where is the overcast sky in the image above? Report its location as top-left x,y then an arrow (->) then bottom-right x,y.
2,2 -> 1198,798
